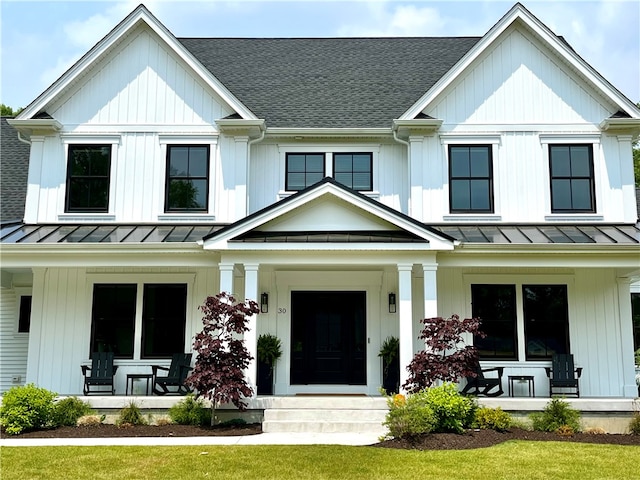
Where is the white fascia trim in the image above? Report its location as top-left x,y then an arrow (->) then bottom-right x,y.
204,183 -> 455,249
17,5 -> 256,121
218,243 -> 436,252
267,128 -> 390,138
401,4 -> 640,121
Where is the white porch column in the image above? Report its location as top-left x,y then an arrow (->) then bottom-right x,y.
422,263 -> 438,320
244,263 -> 259,395
26,268 -> 47,384
219,263 -> 234,295
617,278 -> 638,397
398,263 -> 413,392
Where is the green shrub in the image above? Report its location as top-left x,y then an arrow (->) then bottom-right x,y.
116,401 -> 147,426
629,414 -> 640,435
0,383 -> 57,435
423,382 -> 476,433
168,394 -> 211,426
383,393 -> 436,439
473,407 -> 512,432
52,397 -> 94,427
530,398 -> 581,433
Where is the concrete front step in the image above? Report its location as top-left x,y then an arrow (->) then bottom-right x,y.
261,396 -> 389,434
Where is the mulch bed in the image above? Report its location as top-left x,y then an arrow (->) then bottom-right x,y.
3,424 -> 639,449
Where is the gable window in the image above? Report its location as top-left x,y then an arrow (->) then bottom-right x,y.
449,145 -> 493,213
333,153 -> 372,191
549,145 -> 595,213
89,283 -> 187,359
165,145 -> 209,212
65,145 -> 111,212
18,295 -> 32,333
286,153 -> 325,191
471,282 -> 570,361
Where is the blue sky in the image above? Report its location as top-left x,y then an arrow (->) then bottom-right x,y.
1,0 -> 638,110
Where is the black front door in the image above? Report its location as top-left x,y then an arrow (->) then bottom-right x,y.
290,291 -> 366,385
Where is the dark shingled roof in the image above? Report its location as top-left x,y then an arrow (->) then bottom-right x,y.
178,37 -> 481,128
1,117 -> 30,222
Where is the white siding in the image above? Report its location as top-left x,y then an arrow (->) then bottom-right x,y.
0,289 -> 29,393
50,26 -> 233,126
429,26 -> 614,126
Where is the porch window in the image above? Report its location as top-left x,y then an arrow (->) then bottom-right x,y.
523,285 -> 569,360
65,145 -> 111,212
632,293 -> 640,359
285,153 -> 325,191
471,283 -> 570,361
89,283 -> 187,359
549,145 -> 595,213
17,295 -> 32,333
165,145 -> 209,211
141,284 -> 187,358
471,284 -> 517,359
333,153 -> 372,191
449,145 -> 493,213
90,284 -> 137,358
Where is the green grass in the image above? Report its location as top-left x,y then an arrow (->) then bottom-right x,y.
1,442 -> 638,480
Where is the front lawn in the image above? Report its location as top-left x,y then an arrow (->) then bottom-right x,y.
2,442 -> 638,480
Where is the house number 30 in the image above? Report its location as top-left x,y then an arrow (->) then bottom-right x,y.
277,307 -> 287,314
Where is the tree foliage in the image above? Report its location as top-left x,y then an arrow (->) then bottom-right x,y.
404,314 -> 485,393
0,104 -> 23,116
185,292 -> 258,422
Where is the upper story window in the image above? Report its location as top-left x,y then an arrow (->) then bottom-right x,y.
448,145 -> 494,213
333,153 -> 372,191
165,145 -> 209,212
549,145 -> 595,213
65,145 -> 111,212
286,153 -> 325,191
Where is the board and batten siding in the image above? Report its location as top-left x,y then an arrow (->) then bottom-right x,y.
428,25 -> 615,126
0,288 -> 29,393
248,142 -> 408,215
22,267 -> 219,395
49,25 -> 234,126
435,267 -> 631,397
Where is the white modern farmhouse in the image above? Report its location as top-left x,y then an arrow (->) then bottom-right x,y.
1,2 -> 639,406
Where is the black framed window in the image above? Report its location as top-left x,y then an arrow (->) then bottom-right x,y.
65,145 -> 111,212
449,145 -> 493,212
632,293 -> 640,360
141,284 -> 187,358
165,145 -> 209,211
549,145 -> 595,212
90,284 -> 137,358
285,153 -> 325,191
18,296 -> 32,333
471,284 -> 517,359
333,153 -> 372,191
523,285 -> 569,360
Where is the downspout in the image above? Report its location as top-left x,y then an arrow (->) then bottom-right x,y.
17,131 -> 32,145
246,127 -> 266,215
392,128 -> 411,215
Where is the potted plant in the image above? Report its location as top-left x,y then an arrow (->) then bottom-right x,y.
257,333 -> 283,395
379,336 -> 400,395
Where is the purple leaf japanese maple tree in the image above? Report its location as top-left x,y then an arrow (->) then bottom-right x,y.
185,292 -> 259,425
403,314 -> 485,394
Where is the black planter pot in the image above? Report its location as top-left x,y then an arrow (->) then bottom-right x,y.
257,359 -> 274,395
382,357 -> 400,395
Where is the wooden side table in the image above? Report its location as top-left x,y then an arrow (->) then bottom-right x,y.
126,373 -> 153,395
508,375 -> 535,397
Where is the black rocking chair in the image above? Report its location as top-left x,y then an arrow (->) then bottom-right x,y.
82,352 -> 118,395
152,353 -> 193,395
545,353 -> 582,397
460,365 -> 505,397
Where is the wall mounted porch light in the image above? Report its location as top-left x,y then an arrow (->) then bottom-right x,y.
260,293 -> 269,313
388,293 -> 396,313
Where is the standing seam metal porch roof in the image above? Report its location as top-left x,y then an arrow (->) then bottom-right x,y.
178,37 -> 481,128
2,222 -> 639,245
